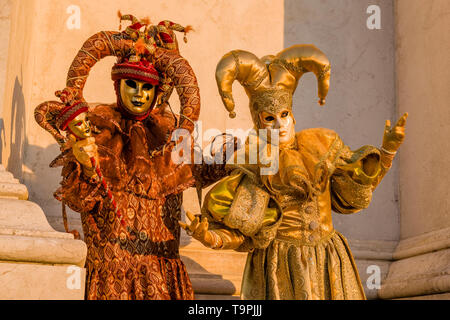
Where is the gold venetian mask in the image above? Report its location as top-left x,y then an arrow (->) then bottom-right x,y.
119,79 -> 156,114
68,112 -> 92,139
259,109 -> 296,145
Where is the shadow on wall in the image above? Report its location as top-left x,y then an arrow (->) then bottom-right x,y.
2,71 -> 68,233
0,118 -> 4,160
23,142 -> 67,227
7,75 -> 26,179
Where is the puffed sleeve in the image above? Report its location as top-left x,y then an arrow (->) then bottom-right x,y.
52,104 -> 127,215
330,135 -> 395,214
201,170 -> 282,251
53,152 -> 106,214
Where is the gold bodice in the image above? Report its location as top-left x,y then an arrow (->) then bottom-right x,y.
275,184 -> 334,246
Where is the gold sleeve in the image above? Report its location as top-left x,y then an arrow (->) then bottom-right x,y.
202,170 -> 280,251
331,141 -> 391,214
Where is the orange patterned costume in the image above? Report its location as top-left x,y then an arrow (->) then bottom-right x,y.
35,15 -> 229,300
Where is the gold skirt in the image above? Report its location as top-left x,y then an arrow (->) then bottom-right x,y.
241,231 -> 366,300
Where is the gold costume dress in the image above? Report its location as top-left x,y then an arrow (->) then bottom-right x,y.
202,128 -> 392,300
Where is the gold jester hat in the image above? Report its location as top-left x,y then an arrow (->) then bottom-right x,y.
215,45 -> 331,126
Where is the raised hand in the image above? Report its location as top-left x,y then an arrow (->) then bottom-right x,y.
382,112 -> 408,153
71,136 -> 99,170
179,211 -> 219,248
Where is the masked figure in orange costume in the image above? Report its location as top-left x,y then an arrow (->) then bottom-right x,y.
34,15 -> 231,300
181,45 -> 408,300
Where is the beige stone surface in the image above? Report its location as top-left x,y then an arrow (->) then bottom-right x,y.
0,234 -> 86,267
285,0 -> 399,241
396,293 -> 450,300
0,262 -> 85,300
0,198 -> 72,239
355,259 -> 391,300
0,182 -> 28,200
393,226 -> 450,260
379,248 -> 450,299
379,226 -> 450,299
0,0 -> 11,124
348,238 -> 397,261
0,166 -> 87,299
395,0 -> 450,238
0,183 -> 87,267
180,238 -> 247,296
375,0 -> 450,300
0,170 -> 16,182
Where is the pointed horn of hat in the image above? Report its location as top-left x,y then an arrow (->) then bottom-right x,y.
64,30 -> 135,103
158,20 -> 193,43
270,44 -> 330,105
34,101 -> 67,145
215,50 -> 270,118
119,13 -> 140,25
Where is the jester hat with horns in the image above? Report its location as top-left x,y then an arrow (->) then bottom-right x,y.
35,13 -> 198,146
215,45 -> 331,127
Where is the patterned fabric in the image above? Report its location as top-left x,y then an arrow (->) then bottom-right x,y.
242,231 -> 364,300
80,192 -> 193,300
34,100 -> 68,145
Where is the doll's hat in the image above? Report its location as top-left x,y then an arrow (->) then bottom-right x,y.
56,101 -> 89,131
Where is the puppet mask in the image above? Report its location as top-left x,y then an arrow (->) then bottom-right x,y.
67,112 -> 92,139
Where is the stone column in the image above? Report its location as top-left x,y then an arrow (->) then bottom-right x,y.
379,0 -> 450,300
0,164 -> 87,299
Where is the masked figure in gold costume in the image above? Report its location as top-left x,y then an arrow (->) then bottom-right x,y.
34,14 -> 233,300
180,45 -> 408,300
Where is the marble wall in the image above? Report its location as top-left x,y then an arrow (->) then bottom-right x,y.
284,0 -> 398,241
0,0 -> 11,162
395,0 -> 450,238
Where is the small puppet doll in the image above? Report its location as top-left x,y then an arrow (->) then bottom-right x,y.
34,100 -> 100,239
35,99 -> 127,234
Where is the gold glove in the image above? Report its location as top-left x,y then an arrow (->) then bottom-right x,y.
382,112 -> 408,153
71,136 -> 99,178
179,211 -> 223,249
